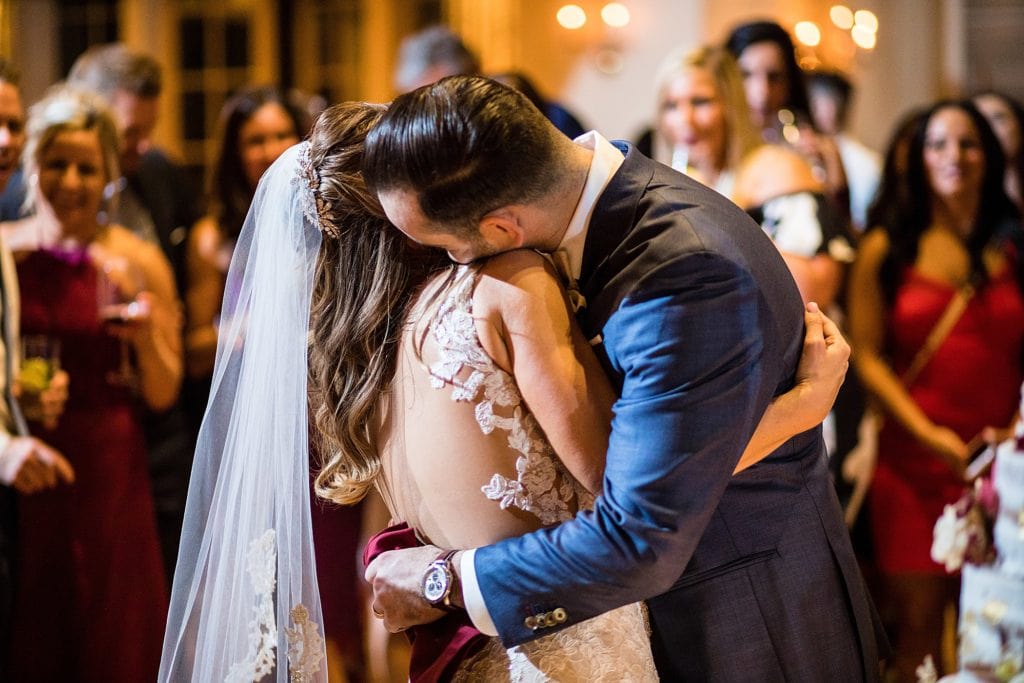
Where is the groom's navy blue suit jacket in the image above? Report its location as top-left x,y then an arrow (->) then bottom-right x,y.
472,144 -> 886,680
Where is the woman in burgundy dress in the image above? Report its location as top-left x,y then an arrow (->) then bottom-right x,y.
3,86 -> 181,681
848,100 -> 1024,681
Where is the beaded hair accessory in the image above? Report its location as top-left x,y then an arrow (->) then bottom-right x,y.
296,141 -> 341,239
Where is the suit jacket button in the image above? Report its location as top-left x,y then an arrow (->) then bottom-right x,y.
524,615 -> 538,630
552,608 -> 567,623
544,612 -> 558,627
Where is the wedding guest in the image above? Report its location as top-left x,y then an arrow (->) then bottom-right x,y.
863,109 -> 928,252
725,20 -> 811,140
725,20 -> 850,224
394,26 -> 585,139
652,44 -> 849,308
68,43 -> 200,579
973,90 -> 1024,214
0,60 -> 25,222
68,43 -> 200,290
848,100 -> 1024,681
394,25 -> 480,94
184,85 -> 303,412
4,84 -> 179,682
0,58 -> 73,679
491,70 -> 588,140
807,70 -> 882,232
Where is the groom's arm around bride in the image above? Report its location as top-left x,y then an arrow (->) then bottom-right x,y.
364,75 -> 887,681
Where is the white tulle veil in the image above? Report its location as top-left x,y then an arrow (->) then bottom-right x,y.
159,143 -> 327,682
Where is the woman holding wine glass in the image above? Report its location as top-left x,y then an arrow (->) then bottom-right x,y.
0,85 -> 180,682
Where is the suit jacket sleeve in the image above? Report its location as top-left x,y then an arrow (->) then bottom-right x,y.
473,246 -> 778,645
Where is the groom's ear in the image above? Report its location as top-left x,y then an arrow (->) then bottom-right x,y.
479,207 -> 525,250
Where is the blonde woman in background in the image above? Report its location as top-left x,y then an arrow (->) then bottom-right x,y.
653,44 -> 850,309
2,84 -> 180,682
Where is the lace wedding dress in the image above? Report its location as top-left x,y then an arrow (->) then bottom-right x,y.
411,264 -> 659,682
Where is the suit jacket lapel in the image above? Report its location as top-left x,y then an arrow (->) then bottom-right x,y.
577,142 -> 654,338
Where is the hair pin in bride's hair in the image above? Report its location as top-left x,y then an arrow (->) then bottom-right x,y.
297,142 -> 342,239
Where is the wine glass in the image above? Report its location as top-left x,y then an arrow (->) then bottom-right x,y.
95,257 -> 148,388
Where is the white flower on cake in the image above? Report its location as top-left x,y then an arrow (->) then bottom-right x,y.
932,504 -> 969,572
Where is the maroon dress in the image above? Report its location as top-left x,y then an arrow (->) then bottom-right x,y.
9,250 -> 167,682
869,265 -> 1024,575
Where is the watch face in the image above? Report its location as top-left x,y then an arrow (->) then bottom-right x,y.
423,564 -> 449,602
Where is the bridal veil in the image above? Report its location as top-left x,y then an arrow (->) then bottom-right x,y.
159,143 -> 327,681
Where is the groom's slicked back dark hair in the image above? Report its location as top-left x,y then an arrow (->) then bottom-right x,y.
363,75 -> 561,236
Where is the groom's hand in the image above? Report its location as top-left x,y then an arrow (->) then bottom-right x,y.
365,545 -> 462,633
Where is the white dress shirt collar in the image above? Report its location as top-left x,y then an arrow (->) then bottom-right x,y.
553,131 -> 625,280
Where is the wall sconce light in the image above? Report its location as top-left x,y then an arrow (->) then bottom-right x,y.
556,3 -> 631,31
795,4 -> 878,72
794,21 -> 822,47
556,4 -> 587,30
556,2 -> 633,75
822,5 -> 878,51
830,5 -> 854,30
600,3 -> 630,28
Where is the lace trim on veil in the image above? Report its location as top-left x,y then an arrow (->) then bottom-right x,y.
223,530 -> 324,683
161,143 -> 328,683
285,604 -> 325,682
225,530 -> 279,683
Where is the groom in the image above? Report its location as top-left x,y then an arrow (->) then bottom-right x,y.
363,76 -> 886,680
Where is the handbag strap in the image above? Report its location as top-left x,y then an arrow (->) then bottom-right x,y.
901,282 -> 975,387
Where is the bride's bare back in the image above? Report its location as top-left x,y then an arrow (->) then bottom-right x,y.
377,250 -> 607,549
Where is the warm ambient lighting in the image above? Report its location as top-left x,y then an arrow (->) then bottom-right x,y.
556,4 -> 587,30
854,9 -> 879,33
800,5 -> 878,66
794,21 -> 822,47
600,3 -> 631,28
830,5 -> 854,30
851,24 -> 877,49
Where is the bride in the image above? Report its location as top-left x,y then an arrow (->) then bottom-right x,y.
159,101 -> 848,681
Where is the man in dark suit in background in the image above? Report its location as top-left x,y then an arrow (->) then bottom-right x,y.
68,44 -> 199,581
363,76 -> 887,680
68,44 -> 200,293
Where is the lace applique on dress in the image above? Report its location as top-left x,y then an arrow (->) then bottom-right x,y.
224,529 -> 325,683
452,596 -> 658,681
426,266 -> 591,525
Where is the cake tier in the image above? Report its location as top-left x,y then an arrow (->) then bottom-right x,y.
994,442 -> 1024,577
958,564 -> 1024,678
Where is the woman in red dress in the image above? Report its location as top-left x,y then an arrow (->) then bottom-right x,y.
848,100 -> 1024,681
3,85 -> 180,682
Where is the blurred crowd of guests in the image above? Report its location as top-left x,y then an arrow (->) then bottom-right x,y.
0,17 -> 1021,683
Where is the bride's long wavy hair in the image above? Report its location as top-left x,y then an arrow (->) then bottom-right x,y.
307,101 -> 447,505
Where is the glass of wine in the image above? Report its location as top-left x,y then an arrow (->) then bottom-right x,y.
19,334 -> 64,427
20,334 -> 61,393
95,257 -> 148,388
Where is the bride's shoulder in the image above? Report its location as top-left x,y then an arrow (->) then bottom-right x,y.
479,248 -> 552,278
474,249 -> 561,310
476,249 -> 560,293
472,249 -> 568,346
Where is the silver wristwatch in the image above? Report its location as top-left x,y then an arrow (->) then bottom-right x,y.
422,549 -> 460,611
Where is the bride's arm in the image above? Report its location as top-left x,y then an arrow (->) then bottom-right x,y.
474,251 -> 847,493
734,302 -> 849,472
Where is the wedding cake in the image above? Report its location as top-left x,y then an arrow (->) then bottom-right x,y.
929,391 -> 1024,682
